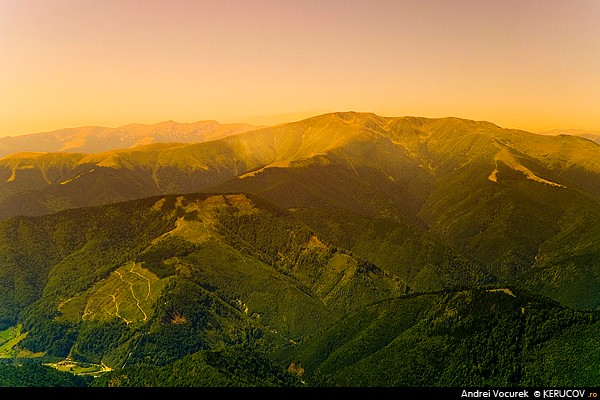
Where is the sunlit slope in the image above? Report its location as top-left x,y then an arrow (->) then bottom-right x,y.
0,113 -> 432,220
0,152 -> 85,202
210,112 -> 435,222
0,120 -> 261,158
0,141 -> 271,218
385,116 -> 600,192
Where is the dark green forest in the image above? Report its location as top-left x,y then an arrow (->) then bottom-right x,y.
0,191 -> 599,387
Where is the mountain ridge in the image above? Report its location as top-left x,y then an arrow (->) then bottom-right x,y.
539,128 -> 600,144
0,120 -> 263,158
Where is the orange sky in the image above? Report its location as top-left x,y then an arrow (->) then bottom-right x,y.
1,0 -> 600,137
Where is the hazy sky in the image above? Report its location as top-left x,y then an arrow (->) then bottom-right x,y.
1,0 -> 599,136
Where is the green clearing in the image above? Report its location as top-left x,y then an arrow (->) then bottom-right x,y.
0,324 -> 45,358
0,324 -> 20,342
0,325 -> 26,358
45,359 -> 112,377
56,262 -> 170,324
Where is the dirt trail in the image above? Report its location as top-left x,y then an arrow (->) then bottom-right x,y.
109,293 -> 132,325
115,270 -> 147,322
128,264 -> 151,301
487,288 -> 516,297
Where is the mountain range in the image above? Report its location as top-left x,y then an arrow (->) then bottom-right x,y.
0,120 -> 261,159
1,112 -> 600,387
540,128 -> 600,144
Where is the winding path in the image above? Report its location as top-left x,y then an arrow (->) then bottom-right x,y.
129,264 -> 152,301
115,270 -> 147,322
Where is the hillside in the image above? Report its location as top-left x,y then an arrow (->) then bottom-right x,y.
279,287 -> 600,387
0,193 -> 432,367
2,192 -> 600,387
